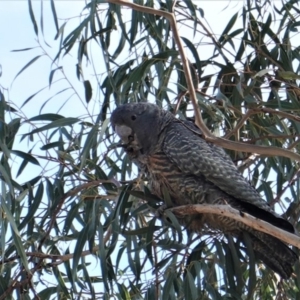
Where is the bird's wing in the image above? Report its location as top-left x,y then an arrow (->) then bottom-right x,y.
162,120 -> 294,232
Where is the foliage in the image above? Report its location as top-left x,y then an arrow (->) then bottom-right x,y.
1,0 -> 300,299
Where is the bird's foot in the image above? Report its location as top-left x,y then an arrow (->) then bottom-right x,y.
155,204 -> 168,218
133,171 -> 145,190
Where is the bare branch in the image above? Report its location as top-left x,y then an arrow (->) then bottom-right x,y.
170,204 -> 300,248
251,107 -> 300,123
209,136 -> 300,162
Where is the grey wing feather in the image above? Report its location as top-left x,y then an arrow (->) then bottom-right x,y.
182,119 -> 234,163
162,120 -> 295,233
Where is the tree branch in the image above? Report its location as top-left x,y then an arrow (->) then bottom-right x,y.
106,1 -> 300,162
106,0 -> 211,137
209,136 -> 300,162
170,204 -> 300,248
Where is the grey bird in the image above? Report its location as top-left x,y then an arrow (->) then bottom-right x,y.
111,102 -> 298,278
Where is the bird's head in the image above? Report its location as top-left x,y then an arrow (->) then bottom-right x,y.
111,102 -> 162,154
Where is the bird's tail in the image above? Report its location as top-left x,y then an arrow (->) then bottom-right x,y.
247,231 -> 298,279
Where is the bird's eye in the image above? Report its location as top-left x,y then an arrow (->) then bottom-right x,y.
128,135 -> 134,142
131,115 -> 136,121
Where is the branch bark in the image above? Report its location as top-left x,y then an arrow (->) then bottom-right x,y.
170,204 -> 300,248
209,136 -> 300,162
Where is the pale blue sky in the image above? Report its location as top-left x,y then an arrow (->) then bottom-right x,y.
1,1 -> 243,117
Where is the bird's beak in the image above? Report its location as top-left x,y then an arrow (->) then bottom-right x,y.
114,124 -> 133,143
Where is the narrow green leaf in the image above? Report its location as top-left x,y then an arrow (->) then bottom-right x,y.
28,113 -> 64,122
14,55 -> 42,81
52,268 -> 69,297
181,36 -> 202,81
186,241 -> 205,278
54,21 -> 66,41
253,68 -> 273,78
224,241 -> 236,292
0,140 -> 10,159
63,202 -> 81,234
79,124 -> 98,171
227,236 -> 243,295
0,164 -> 13,194
0,91 -> 5,140
243,233 -> 256,300
164,210 -> 182,242
129,190 -> 161,203
98,223 -> 109,293
219,12 -> 238,43
98,118 -> 110,144
11,150 -> 40,166
145,219 -> 156,266
145,284 -> 156,300
21,86 -> 48,108
236,31 -> 247,62
113,4 -> 129,43
112,33 -> 126,60
40,141 -> 64,150
184,0 -> 197,36
125,227 -> 160,235
25,117 -> 80,136
15,189 -> 28,202
11,47 -> 36,52
184,270 -> 197,300
63,17 -> 90,54
115,245 -> 126,280
81,261 -> 96,298
18,182 -> 43,230
28,0 -> 38,35
16,150 -> 33,178
83,80 -> 92,103
50,0 -> 59,33
40,0 -> 44,35
162,271 -> 175,300
72,225 -> 89,279
38,287 -> 57,299
1,198 -> 30,273
123,50 -> 178,92
49,66 -> 62,87
278,70 -> 300,80
260,13 -> 272,39
117,283 -> 131,300
129,9 -> 138,48
229,28 -> 244,39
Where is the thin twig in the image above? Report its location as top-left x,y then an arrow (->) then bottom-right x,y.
0,278 -> 33,300
225,109 -> 254,139
225,107 -> 300,139
0,246 -> 102,266
246,134 -> 300,144
252,107 -> 300,122
271,170 -> 300,206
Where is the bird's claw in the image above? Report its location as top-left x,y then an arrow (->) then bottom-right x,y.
155,204 -> 168,218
